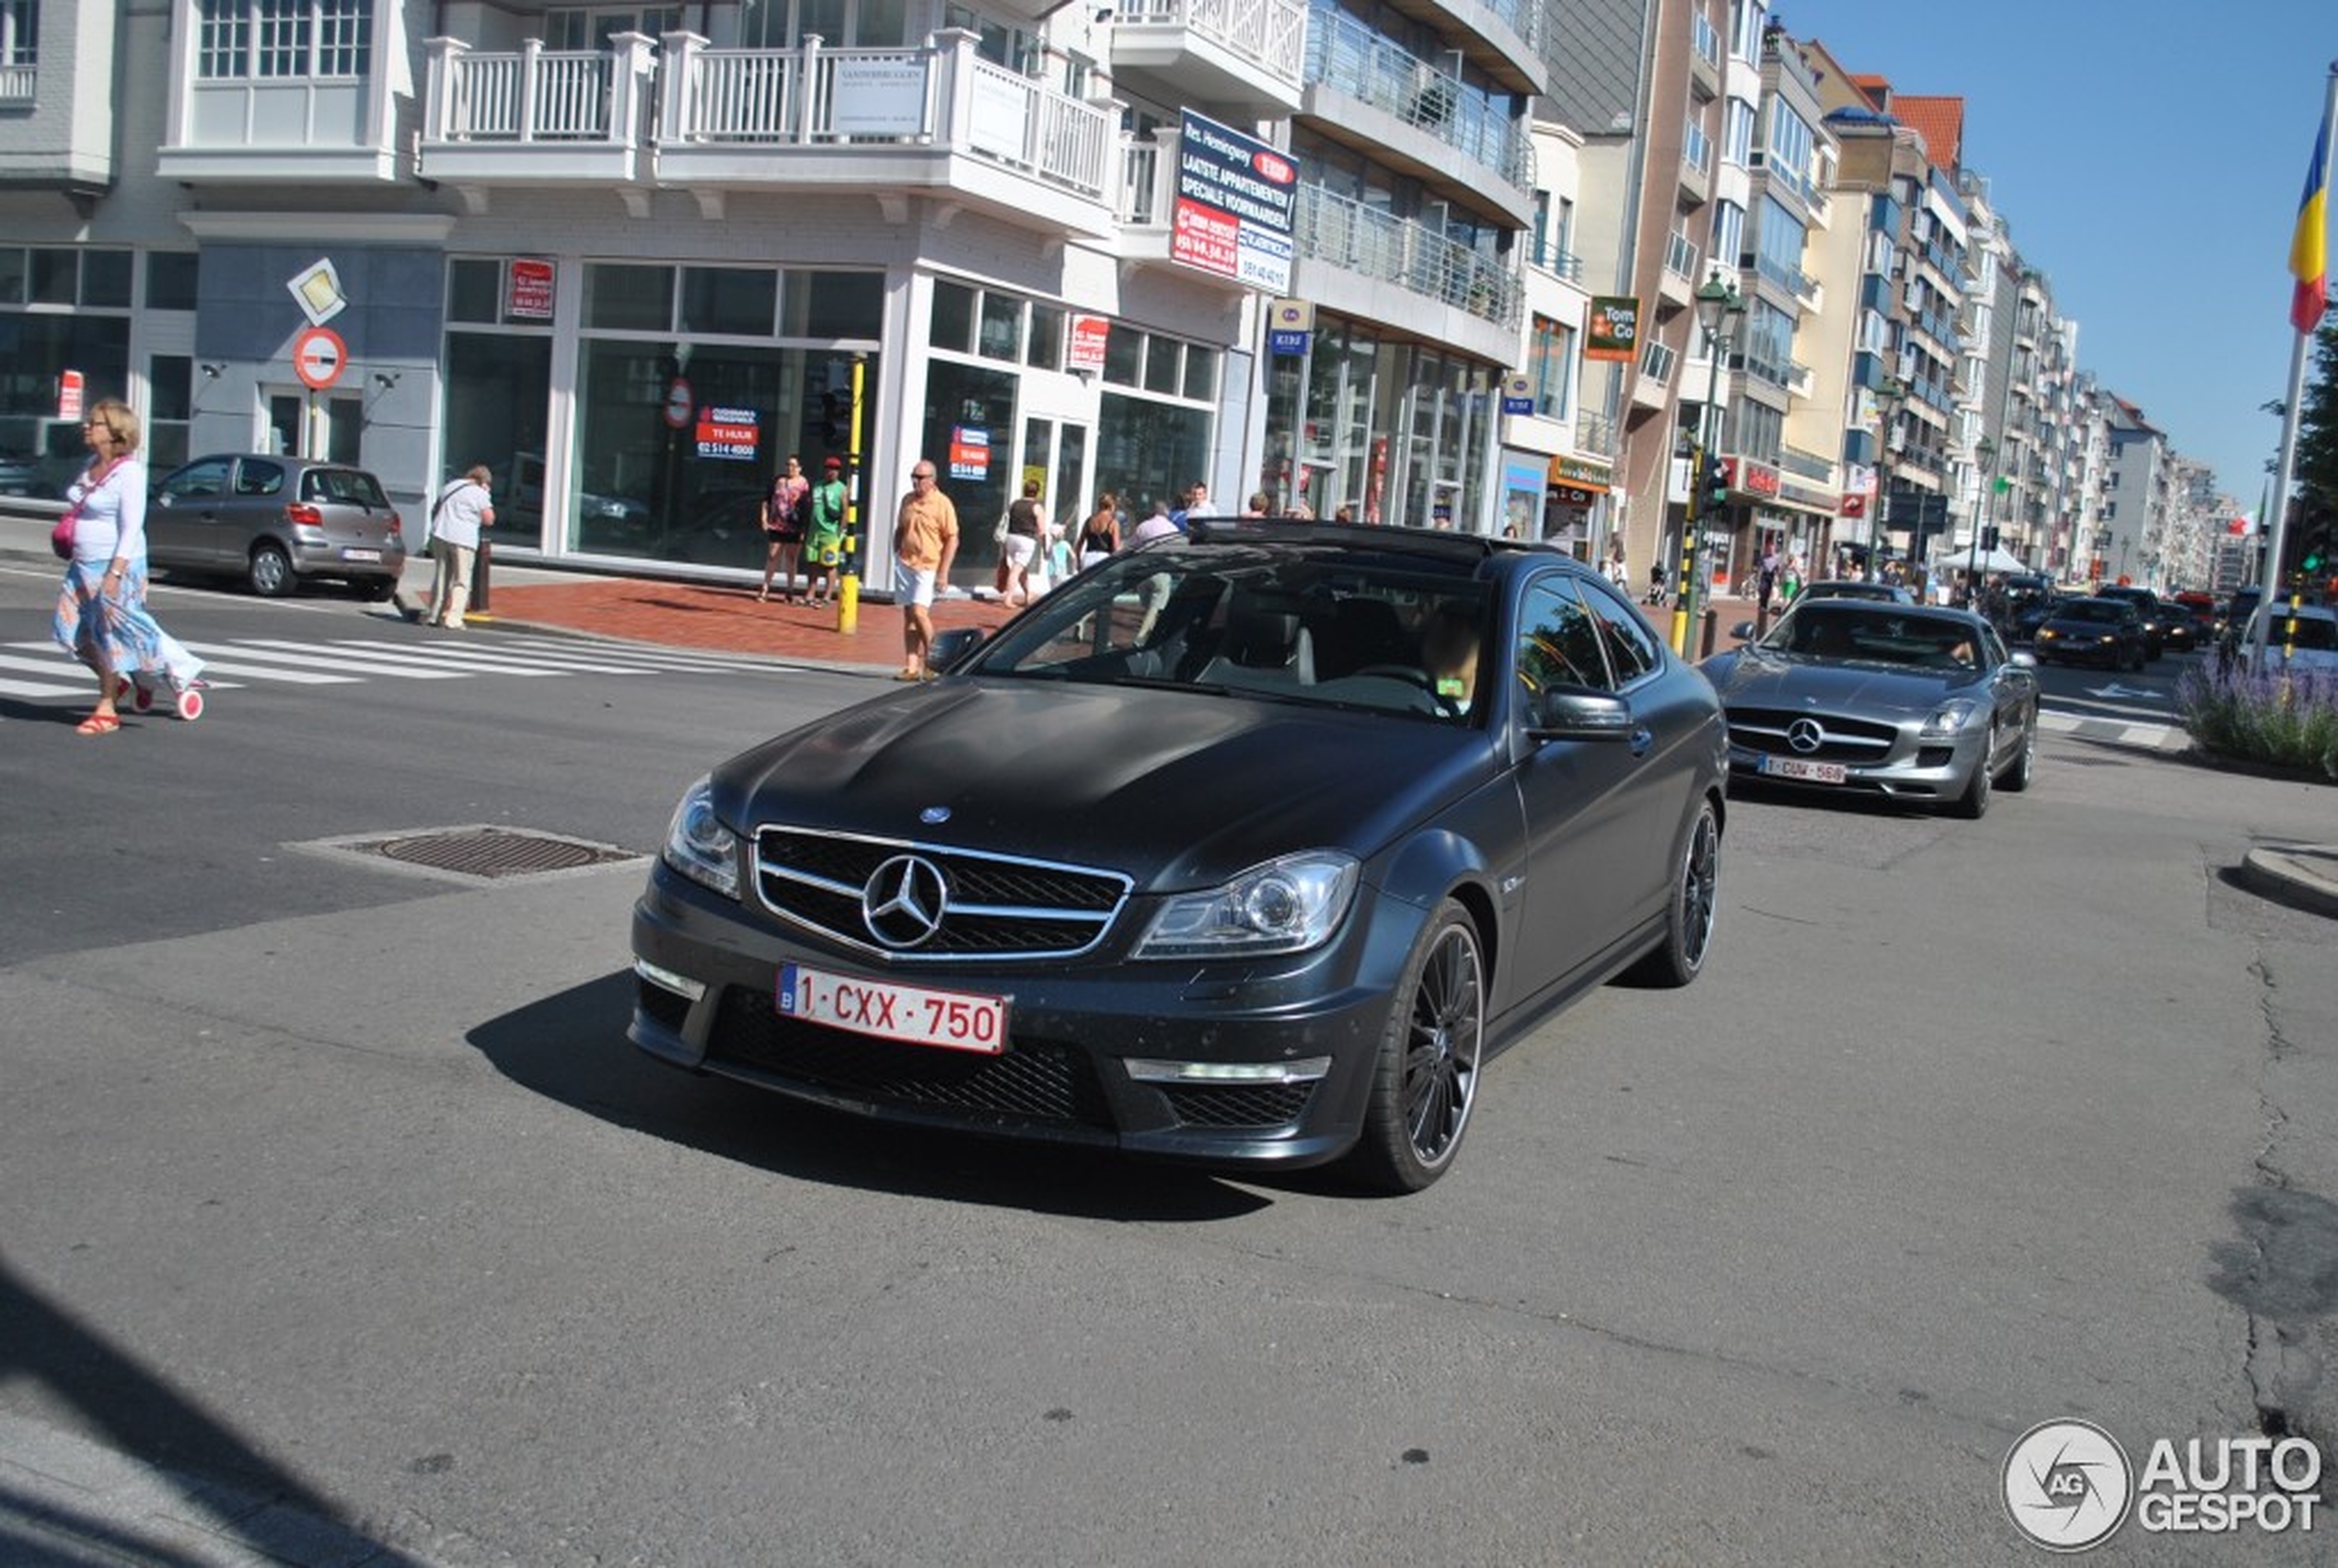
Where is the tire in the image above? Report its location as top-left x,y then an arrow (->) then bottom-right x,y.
1950,746 -> 1992,819
1344,899 -> 1484,1193
359,576 -> 399,603
249,542 -> 295,597
1625,797 -> 1721,988
1999,710 -> 2037,792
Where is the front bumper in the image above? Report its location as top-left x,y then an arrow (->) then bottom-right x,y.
1723,727 -> 1984,806
627,860 -> 1420,1170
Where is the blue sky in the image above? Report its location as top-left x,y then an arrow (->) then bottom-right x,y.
1781,1 -> 2334,513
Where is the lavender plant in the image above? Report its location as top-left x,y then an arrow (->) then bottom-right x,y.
2177,662 -> 2338,779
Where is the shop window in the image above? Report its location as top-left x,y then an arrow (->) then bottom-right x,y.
682,267 -> 777,338
978,293 -> 1022,361
793,271 -> 884,338
1143,339 -> 1180,396
1103,326 -> 1141,386
1026,304 -> 1062,370
930,279 -> 976,352
1182,345 -> 1216,401
447,259 -> 502,324
584,264 -> 675,331
146,354 -> 192,474
29,248 -> 75,305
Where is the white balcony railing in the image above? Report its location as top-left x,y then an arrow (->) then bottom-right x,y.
0,63 -> 33,106
1291,183 -> 1521,327
1303,6 -> 1530,192
425,34 -> 654,148
1113,0 -> 1308,92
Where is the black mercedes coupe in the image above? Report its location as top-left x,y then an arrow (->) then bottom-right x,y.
630,520 -> 1727,1191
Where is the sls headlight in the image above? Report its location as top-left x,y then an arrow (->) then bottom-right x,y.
663,775 -> 739,898
1134,850 -> 1360,958
1920,698 -> 1979,738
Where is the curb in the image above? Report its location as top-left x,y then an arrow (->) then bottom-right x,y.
2240,846 -> 2338,920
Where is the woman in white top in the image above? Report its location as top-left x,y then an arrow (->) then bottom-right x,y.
50,398 -> 206,732
427,464 -> 496,628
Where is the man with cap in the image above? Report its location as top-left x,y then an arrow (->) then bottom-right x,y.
803,455 -> 848,608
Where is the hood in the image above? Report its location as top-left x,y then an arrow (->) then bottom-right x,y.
1702,648 -> 1980,716
708,679 -> 1500,891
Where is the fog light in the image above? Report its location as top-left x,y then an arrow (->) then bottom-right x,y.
1125,1056 -> 1332,1086
634,958 -> 706,1001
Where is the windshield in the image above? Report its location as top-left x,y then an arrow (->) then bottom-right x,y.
970,538 -> 1497,721
2257,613 -> 2338,651
1761,605 -> 1982,670
2058,601 -> 2128,625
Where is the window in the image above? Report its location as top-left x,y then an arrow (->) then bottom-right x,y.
1723,101 -> 1754,169
197,0 -> 372,80
1,0 -> 35,67
1527,317 -> 1573,420
546,6 -> 684,50
1517,577 -> 1613,692
1765,100 -> 1814,199
1708,201 -> 1744,272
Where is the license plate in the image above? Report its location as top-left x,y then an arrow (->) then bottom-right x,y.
1760,755 -> 1846,784
341,547 -> 384,562
778,963 -> 1008,1055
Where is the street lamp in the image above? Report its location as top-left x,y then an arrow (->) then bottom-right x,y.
1967,435 -> 1995,609
1869,375 -> 1906,582
1672,271 -> 1744,655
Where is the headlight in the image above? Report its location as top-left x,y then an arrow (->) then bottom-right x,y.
1920,699 -> 1978,737
663,776 -> 739,898
1134,850 -> 1360,958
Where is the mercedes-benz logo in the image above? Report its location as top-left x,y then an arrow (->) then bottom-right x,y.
1786,718 -> 1826,755
862,854 -> 950,948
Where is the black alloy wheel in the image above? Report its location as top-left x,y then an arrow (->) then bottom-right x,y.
1626,798 -> 1720,987
1348,899 -> 1483,1193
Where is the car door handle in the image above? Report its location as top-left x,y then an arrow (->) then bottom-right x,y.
1630,727 -> 1654,757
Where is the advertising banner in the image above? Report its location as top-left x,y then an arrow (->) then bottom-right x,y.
834,59 -> 927,136
949,425 -> 990,482
507,259 -> 556,321
1173,111 -> 1298,294
1584,297 -> 1640,363
695,406 -> 760,462
1069,316 -> 1111,374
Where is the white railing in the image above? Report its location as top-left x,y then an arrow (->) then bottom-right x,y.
1302,6 -> 1530,191
1113,0 -> 1307,90
0,63 -> 33,106
662,32 -> 1114,199
426,34 -> 654,145
1292,183 -> 1521,326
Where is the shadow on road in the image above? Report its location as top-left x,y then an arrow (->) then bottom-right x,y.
0,1255 -> 428,1565
467,972 -> 1291,1220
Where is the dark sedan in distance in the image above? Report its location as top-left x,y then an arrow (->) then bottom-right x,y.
2034,597 -> 2148,670
630,521 -> 1729,1191
1703,599 -> 2040,818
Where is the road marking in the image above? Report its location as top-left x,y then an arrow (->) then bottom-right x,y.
2039,710 -> 2179,750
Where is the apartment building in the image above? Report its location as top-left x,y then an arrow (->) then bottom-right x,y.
2100,396 -> 2171,587
0,0 -> 1544,585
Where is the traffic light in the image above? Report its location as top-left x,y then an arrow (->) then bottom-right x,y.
1702,455 -> 1732,515
817,390 -> 844,445
1982,524 -> 1999,552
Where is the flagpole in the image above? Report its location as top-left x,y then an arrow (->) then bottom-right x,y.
2253,60 -> 2338,673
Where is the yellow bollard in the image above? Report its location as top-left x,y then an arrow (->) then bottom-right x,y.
838,556 -> 859,635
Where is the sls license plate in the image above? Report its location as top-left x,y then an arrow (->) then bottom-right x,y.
778,963 -> 1008,1055
1759,755 -> 1847,785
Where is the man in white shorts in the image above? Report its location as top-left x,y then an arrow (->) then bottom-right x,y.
893,459 -> 959,679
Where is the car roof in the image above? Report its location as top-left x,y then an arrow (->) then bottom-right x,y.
1180,517 -> 1561,570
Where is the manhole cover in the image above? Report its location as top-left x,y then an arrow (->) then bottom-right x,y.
298,825 -> 649,884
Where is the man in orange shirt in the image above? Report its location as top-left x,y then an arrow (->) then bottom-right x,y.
893,458 -> 959,680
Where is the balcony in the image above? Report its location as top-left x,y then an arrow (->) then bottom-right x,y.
1107,0 -> 1307,116
1658,227 -> 1698,308
1372,0 -> 1546,96
1679,121 -> 1711,207
1689,12 -> 1721,99
0,63 -> 31,106
1632,338 -> 1676,411
1301,6 -> 1533,226
158,20 -> 406,182
1575,409 -> 1620,461
421,32 -> 1118,235
1285,183 -> 1521,363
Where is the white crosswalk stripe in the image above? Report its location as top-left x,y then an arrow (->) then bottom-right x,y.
0,633 -> 791,707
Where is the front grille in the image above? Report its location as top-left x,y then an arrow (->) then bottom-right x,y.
754,827 -> 1131,962
635,974 -> 691,1032
709,986 -> 1113,1130
1162,1081 -> 1317,1128
1727,707 -> 1898,762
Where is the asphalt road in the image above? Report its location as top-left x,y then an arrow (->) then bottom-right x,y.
5,567 -> 2336,1566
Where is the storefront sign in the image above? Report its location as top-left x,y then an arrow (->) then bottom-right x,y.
1267,298 -> 1312,356
1549,484 -> 1602,508
506,259 -> 556,321
1738,461 -> 1781,500
1501,374 -> 1534,416
949,425 -> 990,482
56,369 -> 84,421
1172,110 -> 1297,294
1840,494 -> 1867,519
1776,476 -> 1840,515
1584,296 -> 1639,363
1548,454 -> 1612,492
695,406 -> 760,462
1069,315 -> 1111,373
834,59 -> 927,135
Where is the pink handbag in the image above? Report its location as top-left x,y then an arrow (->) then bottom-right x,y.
50,510 -> 75,560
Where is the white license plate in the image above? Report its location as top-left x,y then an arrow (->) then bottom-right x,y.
341,547 -> 384,562
1760,755 -> 1847,785
778,963 -> 1008,1055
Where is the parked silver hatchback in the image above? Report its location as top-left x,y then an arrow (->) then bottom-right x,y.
148,454 -> 408,599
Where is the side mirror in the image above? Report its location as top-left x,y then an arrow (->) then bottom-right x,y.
2008,651 -> 2038,670
1526,686 -> 1636,742
928,626 -> 989,673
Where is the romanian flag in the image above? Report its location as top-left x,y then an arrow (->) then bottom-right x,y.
2294,116 -> 2331,333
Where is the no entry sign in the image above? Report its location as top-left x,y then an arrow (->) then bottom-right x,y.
294,327 -> 347,391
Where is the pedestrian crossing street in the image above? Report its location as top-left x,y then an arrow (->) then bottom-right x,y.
0,632 -> 799,704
